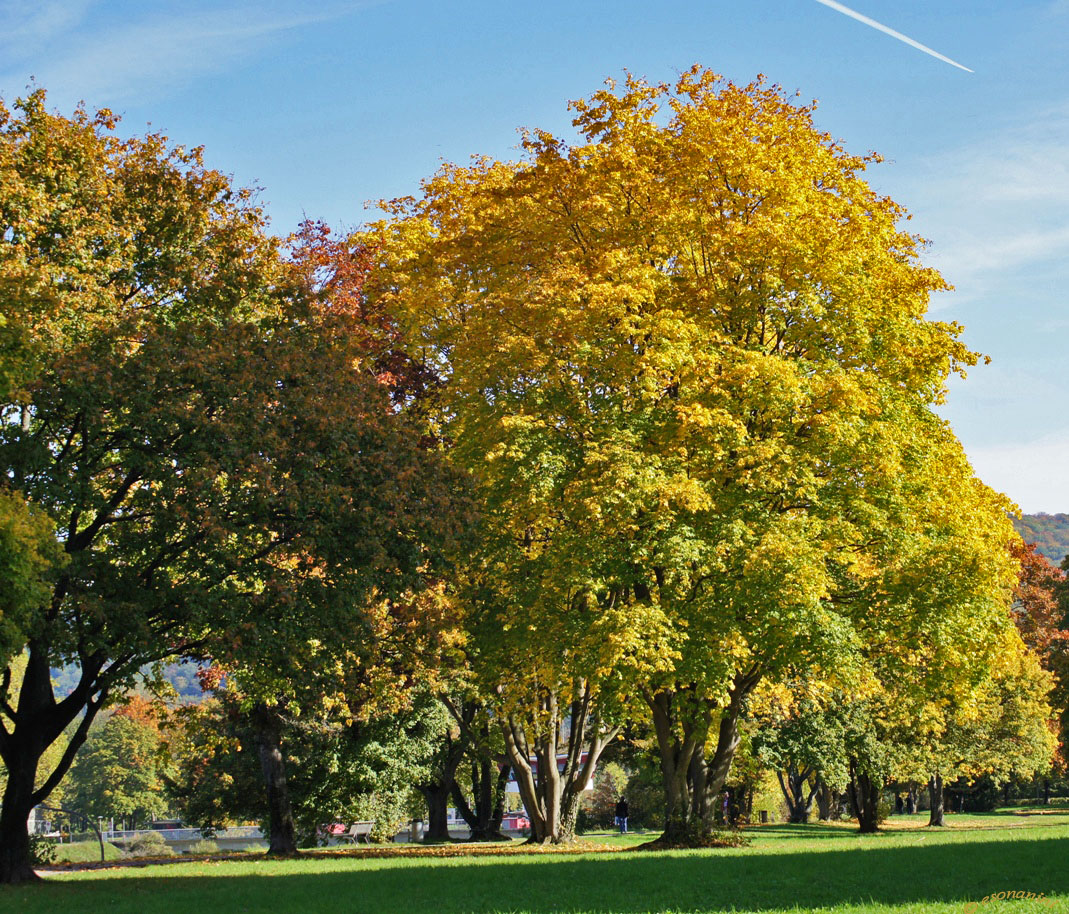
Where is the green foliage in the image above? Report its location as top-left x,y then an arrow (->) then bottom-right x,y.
753,699 -> 850,793
27,833 -> 56,867
66,713 -> 173,827
0,492 -> 64,667
168,691 -> 450,845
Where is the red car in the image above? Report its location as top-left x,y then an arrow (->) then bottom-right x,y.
501,813 -> 530,831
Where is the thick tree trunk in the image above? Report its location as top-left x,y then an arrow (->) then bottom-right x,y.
928,773 -> 945,827
419,716 -> 468,843
777,765 -> 816,823
815,779 -> 834,821
0,754 -> 38,885
691,668 -> 761,837
421,782 -> 453,841
0,643 -> 108,884
907,783 -> 919,815
452,745 -> 510,841
644,687 -> 709,841
254,704 -> 297,855
699,704 -> 741,821
500,682 -> 616,844
645,667 -> 761,844
848,760 -> 881,833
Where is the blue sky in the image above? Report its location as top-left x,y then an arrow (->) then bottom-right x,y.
2,0 -> 1067,511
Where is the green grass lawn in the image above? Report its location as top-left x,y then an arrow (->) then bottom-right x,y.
51,839 -> 123,864
4,811 -> 1068,914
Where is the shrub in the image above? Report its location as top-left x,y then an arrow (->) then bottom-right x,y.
186,839 -> 220,855
125,830 -> 175,857
876,796 -> 892,826
28,834 -> 57,866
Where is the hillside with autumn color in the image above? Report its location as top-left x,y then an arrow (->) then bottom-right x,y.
1015,514 -> 1069,565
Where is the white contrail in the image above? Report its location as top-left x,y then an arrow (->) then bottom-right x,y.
814,0 -> 973,73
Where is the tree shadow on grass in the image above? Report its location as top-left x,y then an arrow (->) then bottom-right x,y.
12,833 -> 1069,914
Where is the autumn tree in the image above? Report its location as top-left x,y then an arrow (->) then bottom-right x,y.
0,94 -> 463,882
188,222 -> 469,856
822,519 -> 1057,832
366,67 -> 1018,843
66,708 -> 172,829
1008,541 -> 1067,798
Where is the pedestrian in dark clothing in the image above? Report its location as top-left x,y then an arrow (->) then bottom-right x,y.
614,798 -> 629,834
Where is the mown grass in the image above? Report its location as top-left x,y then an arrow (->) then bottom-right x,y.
51,839 -> 123,863
4,811 -> 1067,914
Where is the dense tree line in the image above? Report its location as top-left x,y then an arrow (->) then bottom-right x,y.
1014,514 -> 1069,565
1,71 -> 1064,881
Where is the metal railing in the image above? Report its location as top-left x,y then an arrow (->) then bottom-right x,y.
102,825 -> 263,842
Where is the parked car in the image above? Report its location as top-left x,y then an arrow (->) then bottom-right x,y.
501,813 -> 530,831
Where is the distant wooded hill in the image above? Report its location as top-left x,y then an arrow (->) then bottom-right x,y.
51,660 -> 206,702
1015,513 -> 1069,566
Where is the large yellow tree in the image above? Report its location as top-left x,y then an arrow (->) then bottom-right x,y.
368,67 -> 1020,842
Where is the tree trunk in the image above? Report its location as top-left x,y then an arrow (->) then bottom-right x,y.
644,667 -> 761,844
907,783 -> 919,814
690,668 -> 760,837
848,760 -> 881,833
419,716 -> 468,843
644,687 -> 709,842
815,779 -> 834,821
928,773 -> 945,826
500,681 -> 616,844
777,765 -> 816,823
421,782 -> 453,842
0,753 -> 38,885
254,703 -> 297,855
0,643 -> 108,884
452,740 -> 511,841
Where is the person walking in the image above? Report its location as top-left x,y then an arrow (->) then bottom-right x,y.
614,797 -> 629,834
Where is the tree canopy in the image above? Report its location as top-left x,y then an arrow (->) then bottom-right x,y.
365,66 -> 1030,841
0,92 -> 464,882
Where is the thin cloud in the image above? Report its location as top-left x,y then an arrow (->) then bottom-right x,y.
894,105 -> 1069,306
967,432 -> 1069,513
814,0 -> 973,72
0,0 -> 95,53
0,2 -> 378,107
